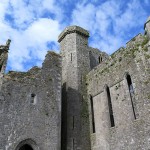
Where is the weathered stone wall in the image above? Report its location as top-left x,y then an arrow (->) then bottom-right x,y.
59,26 -> 91,150
0,51 -> 61,150
86,32 -> 150,150
0,39 -> 11,90
89,47 -> 108,69
0,16 -> 150,150
59,26 -> 108,150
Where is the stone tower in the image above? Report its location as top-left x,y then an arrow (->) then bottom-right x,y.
58,26 -> 92,150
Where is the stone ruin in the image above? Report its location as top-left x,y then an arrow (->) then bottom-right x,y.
0,17 -> 150,150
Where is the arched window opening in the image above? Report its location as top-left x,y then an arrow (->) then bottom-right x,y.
126,74 -> 134,94
126,74 -> 136,119
19,144 -> 33,150
99,55 -> 103,63
90,95 -> 95,133
106,86 -> 115,127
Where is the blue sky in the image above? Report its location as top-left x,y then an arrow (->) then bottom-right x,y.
0,0 -> 150,71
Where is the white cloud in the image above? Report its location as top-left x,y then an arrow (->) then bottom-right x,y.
72,3 -> 96,32
71,0 -> 148,54
25,18 -> 60,44
0,0 -> 62,71
0,0 -> 149,71
0,0 -> 9,20
7,18 -> 61,71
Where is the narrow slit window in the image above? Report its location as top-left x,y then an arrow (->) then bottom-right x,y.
106,86 -> 115,127
90,95 -> 95,133
72,116 -> 74,130
0,64 -> 2,72
31,93 -> 36,104
71,53 -> 72,61
73,138 -> 75,150
126,74 -> 136,119
0,61 -> 4,72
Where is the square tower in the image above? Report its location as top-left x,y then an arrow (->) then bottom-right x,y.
58,26 -> 91,150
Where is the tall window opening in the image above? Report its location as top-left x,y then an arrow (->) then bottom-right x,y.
72,116 -> 74,130
126,74 -> 136,119
90,95 -> 95,133
71,53 -> 72,61
72,138 -> 75,150
0,64 -> 2,72
19,144 -> 33,150
106,86 -> 115,127
0,61 -> 4,72
99,55 -> 102,63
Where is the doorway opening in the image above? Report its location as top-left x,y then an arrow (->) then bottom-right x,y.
19,144 -> 33,150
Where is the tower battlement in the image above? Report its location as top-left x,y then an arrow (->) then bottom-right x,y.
58,25 -> 89,42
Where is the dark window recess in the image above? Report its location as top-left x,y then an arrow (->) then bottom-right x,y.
71,53 -> 72,61
90,95 -> 95,133
72,116 -> 74,130
126,74 -> 136,119
106,86 -> 115,127
99,55 -> 103,63
19,144 -> 33,150
73,138 -> 75,150
61,83 -> 67,150
0,64 -> 2,72
0,61 -> 4,72
31,93 -> 36,104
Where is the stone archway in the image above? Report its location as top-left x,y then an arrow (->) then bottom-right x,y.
19,144 -> 33,150
15,139 -> 39,150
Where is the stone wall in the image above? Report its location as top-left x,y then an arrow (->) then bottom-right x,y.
0,39 -> 11,90
86,33 -> 150,150
0,51 -> 61,150
0,16 -> 150,150
59,26 -> 108,150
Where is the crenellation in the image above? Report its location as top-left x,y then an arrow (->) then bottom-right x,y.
58,25 -> 89,43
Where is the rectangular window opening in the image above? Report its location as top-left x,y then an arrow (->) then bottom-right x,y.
126,74 -> 136,119
106,87 -> 115,127
71,53 -> 72,61
72,116 -> 74,130
73,138 -> 75,150
90,95 -> 95,133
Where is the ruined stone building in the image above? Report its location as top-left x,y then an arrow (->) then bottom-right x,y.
0,17 -> 150,150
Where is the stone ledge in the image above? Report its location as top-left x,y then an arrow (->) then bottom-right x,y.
58,25 -> 89,42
